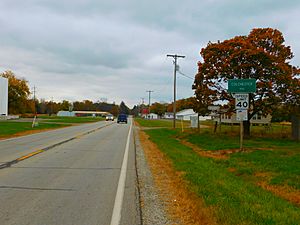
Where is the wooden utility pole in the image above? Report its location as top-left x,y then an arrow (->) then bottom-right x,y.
146,90 -> 153,118
32,86 -> 38,128
167,54 -> 185,128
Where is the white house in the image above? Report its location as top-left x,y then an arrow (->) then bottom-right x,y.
213,112 -> 271,125
146,113 -> 158,120
163,112 -> 174,119
176,109 -> 211,121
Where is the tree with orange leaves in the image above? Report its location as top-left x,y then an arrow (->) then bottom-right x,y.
193,28 -> 300,136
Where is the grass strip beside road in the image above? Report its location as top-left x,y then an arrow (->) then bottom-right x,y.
40,116 -> 105,123
144,128 -> 300,225
185,131 -> 300,190
0,116 -> 105,139
134,118 -> 190,128
0,121 -> 70,139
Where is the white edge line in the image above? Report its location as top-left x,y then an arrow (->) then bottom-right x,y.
110,120 -> 132,225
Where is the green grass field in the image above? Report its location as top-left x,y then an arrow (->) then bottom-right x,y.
0,116 -> 104,138
39,116 -> 105,123
137,119 -> 300,224
196,120 -> 292,138
0,121 -> 69,138
184,132 -> 300,189
134,117 -> 190,128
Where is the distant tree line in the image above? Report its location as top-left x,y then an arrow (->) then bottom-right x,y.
131,97 -> 196,117
0,70 -> 130,116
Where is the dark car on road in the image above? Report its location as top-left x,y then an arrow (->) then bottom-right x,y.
117,114 -> 127,123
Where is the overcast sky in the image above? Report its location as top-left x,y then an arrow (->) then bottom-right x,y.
0,0 -> 299,107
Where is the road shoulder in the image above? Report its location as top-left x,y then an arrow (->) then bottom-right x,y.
134,126 -> 173,225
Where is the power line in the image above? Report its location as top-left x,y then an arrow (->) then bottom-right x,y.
177,69 -> 194,80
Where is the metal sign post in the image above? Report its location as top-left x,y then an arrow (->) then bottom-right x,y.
240,121 -> 243,151
228,79 -> 256,152
236,109 -> 248,151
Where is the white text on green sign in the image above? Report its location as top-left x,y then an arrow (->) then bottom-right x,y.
228,79 -> 256,93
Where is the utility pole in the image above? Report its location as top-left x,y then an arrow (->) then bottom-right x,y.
140,98 -> 145,117
33,86 -> 36,114
146,90 -> 153,119
167,54 -> 185,128
32,86 -> 38,128
51,97 -> 54,116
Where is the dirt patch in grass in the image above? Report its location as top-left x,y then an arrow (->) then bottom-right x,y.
139,129 -> 217,225
140,127 -> 169,130
180,139 -> 274,160
228,167 -> 237,173
182,138 -> 300,207
254,172 -> 273,178
227,169 -> 300,207
180,139 -> 228,160
257,181 -> 300,207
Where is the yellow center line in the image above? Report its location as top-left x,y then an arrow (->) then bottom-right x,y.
16,150 -> 44,161
3,123 -> 115,168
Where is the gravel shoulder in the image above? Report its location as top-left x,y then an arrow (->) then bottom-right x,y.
134,124 -> 217,225
134,126 -> 172,225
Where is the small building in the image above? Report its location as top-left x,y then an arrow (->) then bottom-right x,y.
176,109 -> 211,121
213,112 -> 271,125
57,111 -> 109,117
146,113 -> 158,120
176,109 -> 197,121
140,108 -> 149,119
57,111 -> 76,117
163,112 -> 174,119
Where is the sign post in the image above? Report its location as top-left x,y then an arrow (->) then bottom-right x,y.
236,109 -> 248,151
0,77 -> 8,116
228,79 -> 256,151
240,120 -> 243,151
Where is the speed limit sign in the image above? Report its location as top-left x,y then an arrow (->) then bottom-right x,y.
234,94 -> 249,110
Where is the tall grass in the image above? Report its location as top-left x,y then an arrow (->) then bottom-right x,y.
145,128 -> 300,225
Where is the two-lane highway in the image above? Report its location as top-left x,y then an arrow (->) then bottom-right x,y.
0,121 -> 113,164
0,119 -> 140,225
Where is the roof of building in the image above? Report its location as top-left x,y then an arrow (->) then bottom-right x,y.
176,109 -> 197,116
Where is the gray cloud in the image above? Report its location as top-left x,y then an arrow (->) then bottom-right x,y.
0,0 -> 299,107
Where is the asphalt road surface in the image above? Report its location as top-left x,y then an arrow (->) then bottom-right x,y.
0,119 -> 140,225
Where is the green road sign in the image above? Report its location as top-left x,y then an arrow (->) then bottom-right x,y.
228,79 -> 256,93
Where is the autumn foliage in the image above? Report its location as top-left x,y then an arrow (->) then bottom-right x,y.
193,28 -> 300,136
1,71 -> 31,114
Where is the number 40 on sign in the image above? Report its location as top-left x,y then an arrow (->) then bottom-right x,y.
234,94 -> 249,110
